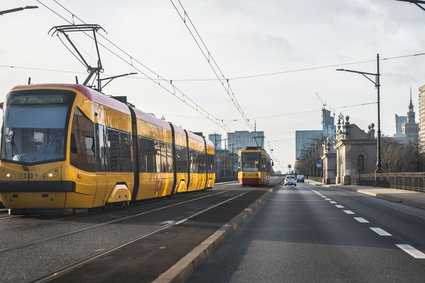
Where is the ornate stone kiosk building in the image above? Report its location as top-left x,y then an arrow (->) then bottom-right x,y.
333,115 -> 377,185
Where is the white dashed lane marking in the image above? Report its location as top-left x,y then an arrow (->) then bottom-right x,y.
354,217 -> 369,223
396,244 -> 425,259
309,188 -> 425,260
370,227 -> 392,236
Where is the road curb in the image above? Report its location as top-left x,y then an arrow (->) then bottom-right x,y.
153,188 -> 272,283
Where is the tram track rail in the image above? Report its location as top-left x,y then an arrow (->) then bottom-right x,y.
0,188 -> 238,255
33,190 -> 251,283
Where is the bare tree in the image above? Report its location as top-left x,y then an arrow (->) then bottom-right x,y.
295,137 -> 325,177
381,137 -> 418,172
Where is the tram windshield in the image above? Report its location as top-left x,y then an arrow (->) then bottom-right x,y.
241,152 -> 261,172
1,90 -> 75,164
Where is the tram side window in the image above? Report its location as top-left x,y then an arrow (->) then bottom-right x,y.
139,136 -> 156,173
166,143 -> 173,173
198,152 -> 206,173
138,136 -> 147,172
120,132 -> 131,172
154,140 -> 162,173
176,145 -> 188,173
206,154 -> 214,173
70,107 -> 96,172
146,138 -> 156,172
190,149 -> 198,173
108,129 -> 120,172
107,129 -> 132,172
96,124 -> 108,171
160,142 -> 168,173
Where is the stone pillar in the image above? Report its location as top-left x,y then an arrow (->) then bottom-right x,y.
321,138 -> 336,184
322,152 -> 336,184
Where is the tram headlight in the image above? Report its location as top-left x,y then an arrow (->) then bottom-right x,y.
43,168 -> 59,179
6,173 -> 15,179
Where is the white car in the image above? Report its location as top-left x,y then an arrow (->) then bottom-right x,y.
284,175 -> 297,186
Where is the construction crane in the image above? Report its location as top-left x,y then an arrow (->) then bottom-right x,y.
315,92 -> 327,109
315,92 -> 336,116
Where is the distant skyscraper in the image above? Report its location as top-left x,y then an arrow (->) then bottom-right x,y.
294,108 -> 334,161
322,109 -> 335,138
394,114 -> 407,138
420,85 -> 425,152
295,130 -> 323,160
404,91 -> 419,145
208,134 -> 222,150
227,131 -> 265,153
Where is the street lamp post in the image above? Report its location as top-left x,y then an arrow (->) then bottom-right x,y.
0,6 -> 38,16
336,53 -> 383,175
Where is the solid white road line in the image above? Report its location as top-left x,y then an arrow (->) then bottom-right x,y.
396,244 -> 425,259
343,210 -> 355,215
335,205 -> 344,208
354,217 -> 369,223
370,227 -> 392,236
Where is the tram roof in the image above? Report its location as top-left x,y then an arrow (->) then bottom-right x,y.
10,84 -> 213,146
11,84 -> 131,116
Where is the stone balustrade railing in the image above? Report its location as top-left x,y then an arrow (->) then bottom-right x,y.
351,173 -> 425,193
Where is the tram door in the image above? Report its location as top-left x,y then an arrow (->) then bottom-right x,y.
93,124 -> 108,207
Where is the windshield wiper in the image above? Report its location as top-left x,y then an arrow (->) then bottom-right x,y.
6,130 -> 29,173
11,143 -> 29,172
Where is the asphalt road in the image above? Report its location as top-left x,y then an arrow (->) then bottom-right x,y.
188,182 -> 425,283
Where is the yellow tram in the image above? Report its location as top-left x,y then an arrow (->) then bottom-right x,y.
238,148 -> 273,186
0,84 -> 215,213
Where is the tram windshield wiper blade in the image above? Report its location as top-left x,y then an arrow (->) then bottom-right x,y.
6,131 -> 29,172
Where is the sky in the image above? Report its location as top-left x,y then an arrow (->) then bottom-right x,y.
1,0 -> 425,172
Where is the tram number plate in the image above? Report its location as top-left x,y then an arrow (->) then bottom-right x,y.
19,173 -> 38,179
245,173 -> 258,177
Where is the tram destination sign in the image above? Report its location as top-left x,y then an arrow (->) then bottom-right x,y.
8,92 -> 72,105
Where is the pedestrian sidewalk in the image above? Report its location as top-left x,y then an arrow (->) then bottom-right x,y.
307,180 -> 425,210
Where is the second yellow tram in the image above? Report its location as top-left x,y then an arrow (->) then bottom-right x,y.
238,148 -> 272,186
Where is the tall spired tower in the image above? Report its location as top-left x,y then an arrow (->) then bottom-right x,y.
404,88 -> 419,145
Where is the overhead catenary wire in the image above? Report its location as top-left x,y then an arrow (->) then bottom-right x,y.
264,139 -> 284,171
221,101 -> 376,121
36,0 -> 230,132
170,0 -> 253,130
3,50 -> 425,83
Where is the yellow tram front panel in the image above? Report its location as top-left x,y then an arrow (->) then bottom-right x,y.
238,171 -> 265,185
0,161 -> 68,209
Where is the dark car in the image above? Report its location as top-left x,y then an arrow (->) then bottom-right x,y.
296,175 -> 305,183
